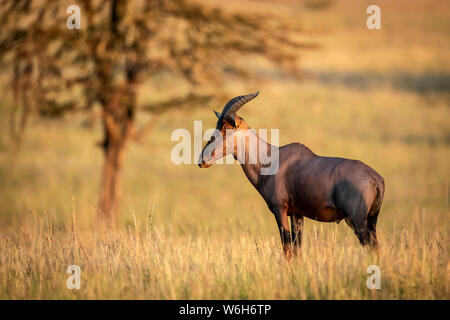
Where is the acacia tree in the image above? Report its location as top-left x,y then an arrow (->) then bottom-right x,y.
0,0 -> 309,225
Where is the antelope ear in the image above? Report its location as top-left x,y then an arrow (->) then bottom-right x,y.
234,115 -> 245,128
213,110 -> 221,118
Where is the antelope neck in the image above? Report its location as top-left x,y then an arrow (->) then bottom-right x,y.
235,128 -> 277,187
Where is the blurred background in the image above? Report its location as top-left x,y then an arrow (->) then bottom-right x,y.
0,0 -> 448,299
1,0 -> 448,230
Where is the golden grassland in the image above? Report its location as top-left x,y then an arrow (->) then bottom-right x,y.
0,0 -> 449,299
0,215 -> 447,299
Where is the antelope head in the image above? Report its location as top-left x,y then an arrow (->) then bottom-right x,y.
198,91 -> 259,168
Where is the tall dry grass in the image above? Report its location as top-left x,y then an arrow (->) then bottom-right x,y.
0,211 -> 447,299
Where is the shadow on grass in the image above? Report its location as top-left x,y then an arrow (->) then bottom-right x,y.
304,70 -> 450,94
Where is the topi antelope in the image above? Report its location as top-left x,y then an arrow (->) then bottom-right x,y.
199,92 -> 385,259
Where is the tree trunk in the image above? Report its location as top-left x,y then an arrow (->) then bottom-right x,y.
97,85 -> 136,226
98,138 -> 125,226
94,0 -> 138,226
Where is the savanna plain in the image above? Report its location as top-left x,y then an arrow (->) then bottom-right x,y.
0,0 -> 449,299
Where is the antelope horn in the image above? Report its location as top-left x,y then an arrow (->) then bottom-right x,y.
221,91 -> 259,117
